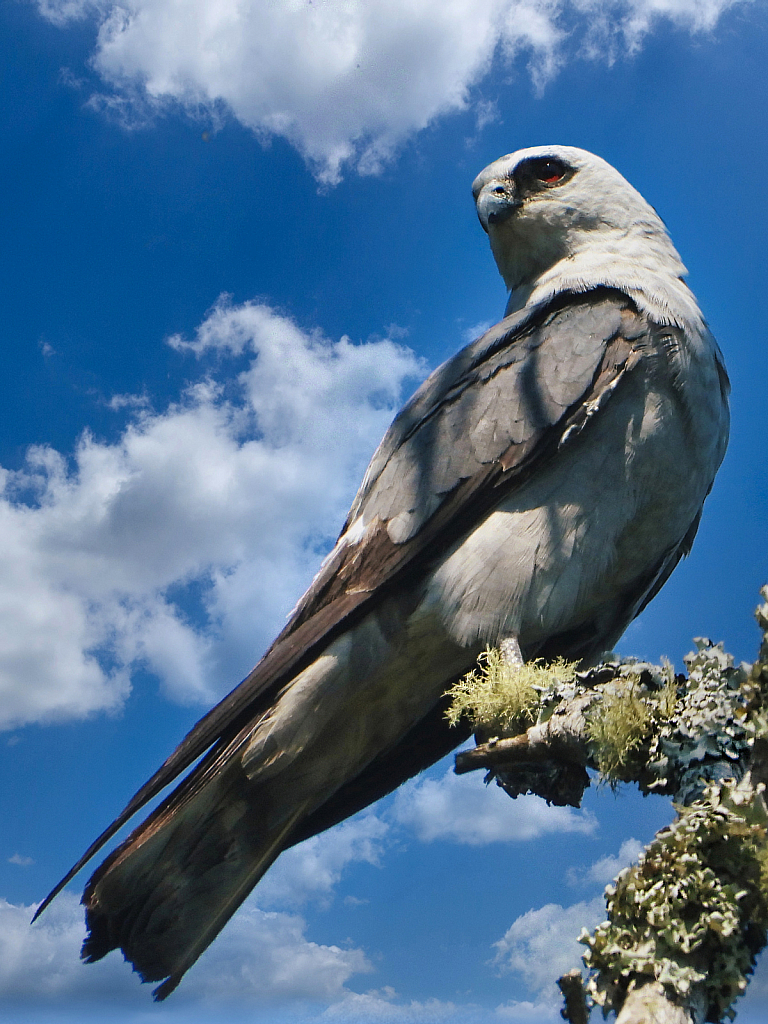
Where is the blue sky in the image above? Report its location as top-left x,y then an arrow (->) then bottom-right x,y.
1,0 -> 768,1021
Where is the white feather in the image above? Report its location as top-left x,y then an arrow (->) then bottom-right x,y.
474,145 -> 706,334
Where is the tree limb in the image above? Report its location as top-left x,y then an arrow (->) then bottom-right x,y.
449,586 -> 768,1023
614,982 -> 706,1024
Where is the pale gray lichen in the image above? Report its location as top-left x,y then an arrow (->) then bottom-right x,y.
582,777 -> 768,1022
581,588 -> 768,1023
453,587 -> 768,1023
644,640 -> 755,804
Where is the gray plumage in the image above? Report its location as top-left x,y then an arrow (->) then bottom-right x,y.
36,146 -> 729,999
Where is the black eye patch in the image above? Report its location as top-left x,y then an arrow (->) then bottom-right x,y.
518,156 -> 573,189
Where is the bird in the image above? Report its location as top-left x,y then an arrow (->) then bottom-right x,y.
36,145 -> 729,999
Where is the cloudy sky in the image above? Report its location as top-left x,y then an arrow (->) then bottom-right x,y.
1,0 -> 768,1021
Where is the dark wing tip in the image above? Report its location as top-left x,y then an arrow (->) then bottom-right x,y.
32,809 -> 141,924
32,664 -> 269,924
153,975 -> 182,1001
30,898 -> 51,925
32,868 -> 81,923
81,901 -> 177,997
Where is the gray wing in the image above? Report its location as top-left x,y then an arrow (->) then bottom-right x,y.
37,287 -> 646,917
343,291 -> 638,544
285,285 -> 643,635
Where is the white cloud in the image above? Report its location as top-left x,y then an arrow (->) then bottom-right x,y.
0,297 -> 422,730
324,988 -> 470,1022
493,1000 -> 561,1022
255,813 -> 389,910
392,767 -> 596,845
462,320 -> 493,345
7,854 -> 34,867
181,903 -> 372,1004
0,894 -> 142,1001
493,897 -> 604,997
566,836 -> 644,886
34,0 -> 753,183
0,892 -> 370,1006
326,990 -> 562,1024
619,0 -> 749,51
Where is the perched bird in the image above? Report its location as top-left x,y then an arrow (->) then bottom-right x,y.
37,146 -> 729,998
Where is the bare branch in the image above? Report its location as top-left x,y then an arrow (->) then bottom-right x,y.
557,969 -> 589,1024
455,691 -> 595,774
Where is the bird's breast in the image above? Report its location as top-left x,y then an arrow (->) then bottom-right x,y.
422,350 -> 727,655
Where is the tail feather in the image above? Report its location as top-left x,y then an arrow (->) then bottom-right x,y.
66,605 -> 475,996
80,754 -> 309,998
152,808 -> 306,1001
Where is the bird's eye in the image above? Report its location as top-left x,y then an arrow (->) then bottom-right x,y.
531,159 -> 568,184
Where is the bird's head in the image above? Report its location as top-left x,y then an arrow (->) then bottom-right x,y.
473,146 -> 687,314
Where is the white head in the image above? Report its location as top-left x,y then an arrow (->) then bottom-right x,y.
473,145 -> 703,329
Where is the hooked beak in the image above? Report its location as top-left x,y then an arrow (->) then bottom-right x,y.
475,180 -> 521,233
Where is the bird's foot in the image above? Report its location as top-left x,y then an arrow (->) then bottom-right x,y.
498,636 -> 523,667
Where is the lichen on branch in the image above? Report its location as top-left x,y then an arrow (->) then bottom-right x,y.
449,586 -> 768,1024
445,647 -> 578,736
583,777 -> 768,1022
586,666 -> 676,783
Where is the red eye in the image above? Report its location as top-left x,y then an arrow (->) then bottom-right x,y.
532,159 -> 567,183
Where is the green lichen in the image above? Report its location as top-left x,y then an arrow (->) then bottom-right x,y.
587,676 -> 653,781
445,648 -> 578,735
586,664 -> 677,784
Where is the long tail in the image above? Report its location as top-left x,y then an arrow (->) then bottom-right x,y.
80,740 -> 311,1000
47,600 -> 476,998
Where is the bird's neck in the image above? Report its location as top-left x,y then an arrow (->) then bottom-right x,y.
504,230 -> 705,332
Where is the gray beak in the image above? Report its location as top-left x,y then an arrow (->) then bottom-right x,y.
475,181 -> 520,233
